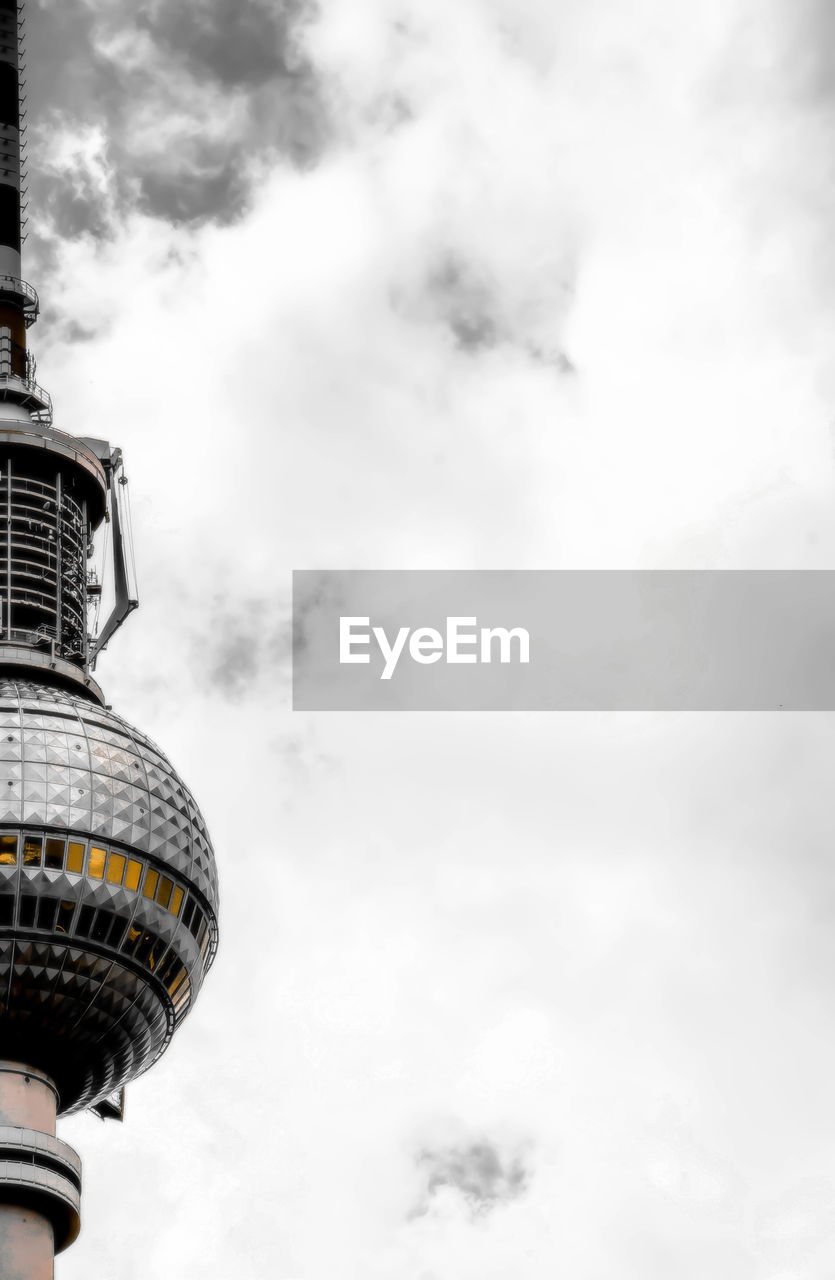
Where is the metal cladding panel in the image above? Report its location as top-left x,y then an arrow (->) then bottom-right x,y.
0,681 -> 218,1114
0,62 -> 17,129
0,935 -> 173,1115
0,182 -> 18,251
0,681 -> 219,906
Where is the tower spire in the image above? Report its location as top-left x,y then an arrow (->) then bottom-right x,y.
0,0 -> 36,373
0,0 -> 137,704
0,0 -> 25,277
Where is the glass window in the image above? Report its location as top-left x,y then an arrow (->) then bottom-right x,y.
56,900 -> 75,934
0,894 -> 12,925
189,908 -> 203,940
76,904 -> 95,936
106,915 -> 126,948
157,876 -> 173,910
36,897 -> 58,931
135,930 -> 156,965
106,853 -> 126,886
181,898 -> 195,930
66,843 -> 84,874
123,924 -> 141,955
125,859 -> 142,892
92,910 -> 112,943
147,937 -> 165,971
44,838 -> 64,870
170,886 -> 184,917
169,966 -> 187,996
88,847 -> 106,880
142,868 -> 159,900
22,837 -> 42,867
0,834 -> 16,865
173,978 -> 191,1014
18,895 -> 36,927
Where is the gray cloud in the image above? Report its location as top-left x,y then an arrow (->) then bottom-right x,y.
413,1139 -> 532,1218
136,0 -> 309,90
397,250 -> 577,369
191,593 -> 290,703
776,0 -> 835,101
25,0 -> 328,245
428,256 -> 502,354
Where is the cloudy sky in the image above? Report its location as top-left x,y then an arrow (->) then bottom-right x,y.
19,0 -> 835,1276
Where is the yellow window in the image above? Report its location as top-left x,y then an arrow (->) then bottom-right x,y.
125,859 -> 142,892
0,835 -> 16,865
170,886 -> 184,917
106,853 -> 126,885
88,847 -> 106,880
22,837 -> 42,867
125,925 -> 141,948
66,843 -> 84,874
157,876 -> 173,909
142,868 -> 159,900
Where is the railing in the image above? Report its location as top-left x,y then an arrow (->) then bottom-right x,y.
0,333 -> 53,424
0,463 -> 88,658
0,275 -> 39,325
5,626 -> 57,646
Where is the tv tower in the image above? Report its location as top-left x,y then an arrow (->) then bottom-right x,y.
0,3 -> 219,1276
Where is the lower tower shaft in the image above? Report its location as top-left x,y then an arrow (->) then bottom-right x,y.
0,1062 -> 80,1279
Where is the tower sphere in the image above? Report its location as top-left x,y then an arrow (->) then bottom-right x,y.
0,679 -> 218,1115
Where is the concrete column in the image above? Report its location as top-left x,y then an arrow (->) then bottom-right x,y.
0,1064 -> 60,1280
0,1064 -> 57,1134
0,1204 -> 53,1280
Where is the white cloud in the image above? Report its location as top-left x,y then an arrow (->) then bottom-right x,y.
29,0 -> 835,1277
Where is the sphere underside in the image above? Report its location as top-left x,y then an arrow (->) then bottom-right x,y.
0,681 -> 218,1114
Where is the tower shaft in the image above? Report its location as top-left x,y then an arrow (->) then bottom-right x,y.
0,1063 -> 80,1278
0,1206 -> 51,1280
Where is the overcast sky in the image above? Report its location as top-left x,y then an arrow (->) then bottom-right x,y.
20,0 -> 835,1277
